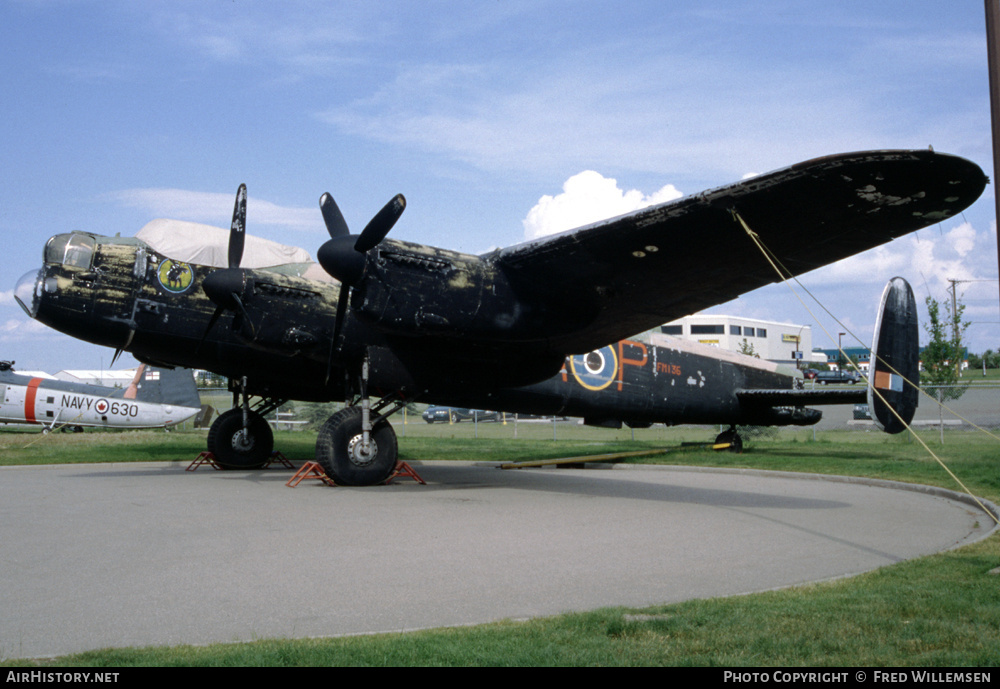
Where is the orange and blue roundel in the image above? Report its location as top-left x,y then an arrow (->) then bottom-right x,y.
569,345 -> 618,391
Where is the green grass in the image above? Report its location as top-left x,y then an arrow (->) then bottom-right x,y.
1,423 -> 997,667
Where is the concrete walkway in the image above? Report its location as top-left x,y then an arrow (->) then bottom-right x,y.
0,461 -> 994,659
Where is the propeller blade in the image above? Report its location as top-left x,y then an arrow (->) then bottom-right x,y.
230,292 -> 256,339
229,184 -> 247,269
355,194 -> 405,253
197,304 -> 227,353
326,285 -> 351,385
319,193 -> 350,239
332,284 -> 350,348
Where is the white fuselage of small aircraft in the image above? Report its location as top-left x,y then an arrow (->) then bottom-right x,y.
0,365 -> 201,431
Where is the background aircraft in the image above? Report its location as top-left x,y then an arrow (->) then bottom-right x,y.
0,362 -> 202,432
14,149 -> 987,483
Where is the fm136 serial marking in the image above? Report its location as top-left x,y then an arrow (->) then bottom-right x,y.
0,362 -> 202,432
14,149 -> 986,483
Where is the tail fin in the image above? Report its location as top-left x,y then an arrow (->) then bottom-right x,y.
868,277 -> 919,434
122,365 -> 202,409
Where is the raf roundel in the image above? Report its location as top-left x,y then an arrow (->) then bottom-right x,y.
569,345 -> 618,391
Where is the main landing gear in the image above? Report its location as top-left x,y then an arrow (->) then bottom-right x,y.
315,357 -> 408,486
206,378 -> 280,470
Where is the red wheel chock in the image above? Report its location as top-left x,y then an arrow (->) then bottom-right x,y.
188,450 -> 295,472
186,451 -> 220,471
286,461 -> 336,487
266,451 -> 294,469
285,460 -> 426,487
385,461 -> 425,485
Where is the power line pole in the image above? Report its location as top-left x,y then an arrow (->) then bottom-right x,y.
985,1 -> 1000,306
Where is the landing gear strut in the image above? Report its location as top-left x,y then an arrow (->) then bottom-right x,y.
315,355 -> 409,485
206,378 -> 278,469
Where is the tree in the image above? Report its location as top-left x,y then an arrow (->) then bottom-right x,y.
968,348 -> 1000,371
922,294 -> 969,442
922,295 -> 969,392
738,338 -> 759,358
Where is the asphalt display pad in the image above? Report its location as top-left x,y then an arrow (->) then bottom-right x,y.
0,462 -> 994,659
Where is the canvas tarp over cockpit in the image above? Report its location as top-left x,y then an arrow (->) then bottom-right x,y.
135,219 -> 335,282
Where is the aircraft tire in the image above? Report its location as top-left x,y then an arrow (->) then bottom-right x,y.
316,406 -> 397,486
714,429 -> 743,454
210,409 -> 273,470
206,409 -> 236,455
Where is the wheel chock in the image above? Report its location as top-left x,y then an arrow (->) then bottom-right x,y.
266,451 -> 294,469
286,461 -> 336,487
186,451 -> 221,471
385,461 -> 425,485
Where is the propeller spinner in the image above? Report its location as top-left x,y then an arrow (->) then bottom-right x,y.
316,193 -> 405,286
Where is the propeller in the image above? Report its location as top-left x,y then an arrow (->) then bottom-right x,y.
199,184 -> 255,348
317,193 -> 406,286
315,192 -> 406,381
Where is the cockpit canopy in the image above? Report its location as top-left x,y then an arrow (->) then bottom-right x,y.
44,233 -> 96,270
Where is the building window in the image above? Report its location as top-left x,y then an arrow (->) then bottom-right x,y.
744,327 -> 755,337
730,325 -> 741,335
661,325 -> 683,335
757,328 -> 767,338
691,324 -> 724,334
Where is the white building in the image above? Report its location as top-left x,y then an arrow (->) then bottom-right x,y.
650,315 -> 826,366
53,369 -> 138,388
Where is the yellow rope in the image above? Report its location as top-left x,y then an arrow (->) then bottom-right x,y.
732,210 -> 998,525
21,411 -> 86,448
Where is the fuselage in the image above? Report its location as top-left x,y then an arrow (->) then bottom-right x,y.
17,230 -> 807,427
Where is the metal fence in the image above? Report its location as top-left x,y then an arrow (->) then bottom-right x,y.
188,385 -> 1000,441
830,384 -> 1000,433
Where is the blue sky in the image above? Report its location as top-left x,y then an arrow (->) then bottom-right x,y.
2,0 -> 997,372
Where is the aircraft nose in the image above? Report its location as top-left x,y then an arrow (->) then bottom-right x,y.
14,268 -> 43,318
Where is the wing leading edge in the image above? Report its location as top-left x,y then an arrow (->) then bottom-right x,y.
493,150 -> 987,354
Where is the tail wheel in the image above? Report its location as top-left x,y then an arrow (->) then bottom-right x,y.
714,429 -> 743,453
316,406 -> 398,486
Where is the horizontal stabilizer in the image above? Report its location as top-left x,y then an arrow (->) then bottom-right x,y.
868,277 -> 919,433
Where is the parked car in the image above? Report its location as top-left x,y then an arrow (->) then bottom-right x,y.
853,403 -> 872,420
466,409 -> 500,422
422,406 -> 467,423
803,369 -> 819,380
815,369 -> 862,385
422,407 -> 499,423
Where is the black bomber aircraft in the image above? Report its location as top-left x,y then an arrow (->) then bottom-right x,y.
14,150 -> 987,484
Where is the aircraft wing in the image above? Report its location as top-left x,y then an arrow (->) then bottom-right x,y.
493,150 -> 987,353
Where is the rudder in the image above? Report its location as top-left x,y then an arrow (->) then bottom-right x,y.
868,277 -> 919,434
123,365 -> 202,409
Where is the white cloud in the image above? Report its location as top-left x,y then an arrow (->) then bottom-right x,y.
0,317 -> 58,340
522,171 -> 683,240
110,189 -> 320,232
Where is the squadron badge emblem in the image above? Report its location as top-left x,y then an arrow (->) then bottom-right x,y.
157,259 -> 193,294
